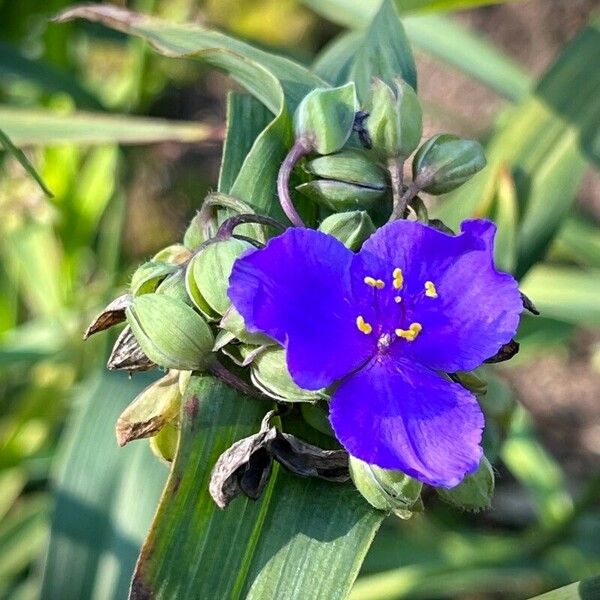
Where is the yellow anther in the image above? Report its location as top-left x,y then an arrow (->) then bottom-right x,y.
364,276 -> 385,289
424,281 -> 438,298
392,267 -> 404,290
395,322 -> 423,342
356,315 -> 373,335
394,296 -> 402,303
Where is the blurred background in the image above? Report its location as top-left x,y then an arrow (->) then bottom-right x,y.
0,1 -> 598,598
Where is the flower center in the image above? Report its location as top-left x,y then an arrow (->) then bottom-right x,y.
355,267 -> 438,344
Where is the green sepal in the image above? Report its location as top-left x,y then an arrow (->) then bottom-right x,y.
366,78 -> 422,161
297,180 -> 384,211
250,347 -> 326,403
130,261 -> 178,296
156,269 -> 191,305
294,83 -> 358,155
436,456 -> 495,512
301,403 -> 336,438
186,238 -> 253,320
220,306 -> 275,346
149,420 -> 179,464
305,149 -> 387,188
126,294 -> 214,371
349,456 -> 422,518
318,211 -> 376,250
183,212 -> 207,251
412,134 -> 486,195
152,244 -> 192,265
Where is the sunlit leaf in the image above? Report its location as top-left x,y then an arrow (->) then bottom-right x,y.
131,375 -> 383,600
0,105 -> 217,146
40,372 -> 167,600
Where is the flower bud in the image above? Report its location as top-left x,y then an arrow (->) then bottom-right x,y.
318,211 -> 376,251
183,212 -> 207,251
152,244 -> 191,265
294,83 -> 358,155
126,294 -> 214,371
156,269 -> 190,305
349,456 -> 422,518
296,180 -> 384,212
412,134 -> 486,195
436,456 -> 494,512
130,261 -> 178,296
306,150 -> 388,189
366,78 -> 422,160
220,306 -> 274,346
186,238 -> 253,320
116,370 -> 181,446
250,347 -> 326,403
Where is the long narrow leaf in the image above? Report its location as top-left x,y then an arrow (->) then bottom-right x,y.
131,375 -> 383,600
40,372 -> 167,600
0,106 -> 217,146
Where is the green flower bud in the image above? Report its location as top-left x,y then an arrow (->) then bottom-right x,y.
294,83 -> 358,155
186,238 -> 253,320
451,370 -> 487,396
436,456 -> 494,512
130,261 -> 178,296
366,78 -> 422,160
220,306 -> 274,346
156,269 -> 190,305
115,370 -> 181,447
349,456 -> 422,518
152,244 -> 191,265
250,347 -> 326,403
297,180 -> 384,212
183,213 -> 207,251
150,420 -> 179,464
412,134 -> 486,195
306,150 -> 388,189
318,211 -> 376,251
126,294 -> 214,371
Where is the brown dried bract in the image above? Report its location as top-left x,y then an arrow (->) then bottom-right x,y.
84,293 -> 132,339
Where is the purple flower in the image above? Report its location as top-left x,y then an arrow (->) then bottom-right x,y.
228,219 -> 522,487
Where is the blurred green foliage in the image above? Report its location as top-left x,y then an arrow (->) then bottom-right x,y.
0,1 -> 598,599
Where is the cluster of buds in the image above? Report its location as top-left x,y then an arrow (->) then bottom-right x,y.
279,79 -> 486,229
84,75 -> 534,516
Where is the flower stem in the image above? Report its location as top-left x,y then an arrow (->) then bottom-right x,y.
388,159 -> 420,221
277,139 -> 310,227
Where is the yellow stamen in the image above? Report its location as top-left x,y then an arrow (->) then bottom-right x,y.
394,296 -> 402,303
364,276 -> 385,289
424,281 -> 438,298
395,322 -> 423,342
356,315 -> 373,335
392,267 -> 404,290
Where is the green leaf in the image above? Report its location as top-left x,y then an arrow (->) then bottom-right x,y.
40,372 -> 167,600
434,15 -> 600,277
528,575 -> 600,600
350,0 -> 417,100
307,4 -> 531,102
56,5 -> 326,113
0,129 -> 53,197
218,93 -> 273,195
131,374 -> 383,599
0,105 -> 216,146
301,0 -> 523,28
403,15 -> 531,102
501,407 -> 572,528
519,265 -> 600,327
551,216 -> 600,269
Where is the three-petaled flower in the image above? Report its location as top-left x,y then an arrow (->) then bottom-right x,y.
228,219 -> 522,487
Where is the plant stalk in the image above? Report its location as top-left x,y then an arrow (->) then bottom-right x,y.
277,139 -> 310,227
